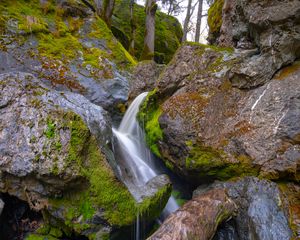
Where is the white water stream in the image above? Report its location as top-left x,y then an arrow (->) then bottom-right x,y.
113,92 -> 179,239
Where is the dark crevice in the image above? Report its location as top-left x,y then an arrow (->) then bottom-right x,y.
0,193 -> 43,240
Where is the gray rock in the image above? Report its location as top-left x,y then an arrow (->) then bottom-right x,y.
133,174 -> 171,203
194,177 -> 293,240
210,0 -> 300,88
0,71 -> 112,203
128,61 -> 164,102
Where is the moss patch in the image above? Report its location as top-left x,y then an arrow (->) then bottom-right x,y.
138,89 -> 163,157
48,113 -> 137,231
186,141 -> 259,181
137,182 -> 171,220
207,0 -> 224,41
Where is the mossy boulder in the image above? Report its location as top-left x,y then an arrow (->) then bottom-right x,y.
0,0 -> 136,116
0,72 -> 171,239
139,42 -> 300,184
112,0 -> 183,63
207,0 -> 224,44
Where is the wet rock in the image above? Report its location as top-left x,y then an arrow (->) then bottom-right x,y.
0,72 -> 138,238
128,61 -> 164,102
0,199 -> 4,217
209,0 -> 300,88
140,43 -> 300,183
279,182 -> 300,237
148,188 -> 237,240
134,174 -> 171,203
194,177 -> 294,240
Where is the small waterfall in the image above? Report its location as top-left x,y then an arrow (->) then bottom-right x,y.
113,92 -> 179,236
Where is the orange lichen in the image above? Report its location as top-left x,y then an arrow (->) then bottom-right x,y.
162,92 -> 208,121
275,62 -> 300,80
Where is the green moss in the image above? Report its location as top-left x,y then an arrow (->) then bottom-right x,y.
49,113 -> 137,229
45,119 -> 55,138
25,234 -> 58,240
138,89 -> 163,158
49,228 -> 63,238
38,32 -> 82,60
186,141 -> 259,181
207,0 -> 224,36
165,161 -> 174,171
137,183 -> 171,220
88,18 -> 137,68
0,0 -> 49,34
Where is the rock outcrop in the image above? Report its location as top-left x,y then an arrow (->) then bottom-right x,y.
128,60 -> 164,102
194,177 -> 293,240
208,0 -> 300,88
148,188 -> 237,240
139,43 -> 300,184
0,0 -> 134,118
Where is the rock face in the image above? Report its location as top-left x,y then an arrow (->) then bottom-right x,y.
139,43 -> 300,184
148,188 -> 237,240
208,0 -> 300,88
128,60 -> 164,102
0,0 -> 135,117
194,177 -> 293,240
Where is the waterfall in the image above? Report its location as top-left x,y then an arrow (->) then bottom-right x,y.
113,92 -> 179,235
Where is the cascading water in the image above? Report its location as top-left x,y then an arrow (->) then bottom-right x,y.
113,92 -> 179,239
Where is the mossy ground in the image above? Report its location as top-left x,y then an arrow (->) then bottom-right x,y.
112,0 -> 182,63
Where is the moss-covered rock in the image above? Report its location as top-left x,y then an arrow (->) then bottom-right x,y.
112,0 -> 183,63
207,0 -> 224,44
138,89 -> 163,158
0,72 -> 171,239
139,42 -> 300,185
0,0 -> 135,116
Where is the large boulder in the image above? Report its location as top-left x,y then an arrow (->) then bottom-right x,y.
194,177 -> 294,240
148,188 -> 237,240
0,72 -> 171,239
128,60 -> 164,102
0,0 -> 135,117
208,0 -> 300,88
139,43 -> 300,184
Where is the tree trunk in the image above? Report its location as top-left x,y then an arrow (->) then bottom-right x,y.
129,0 -> 136,55
195,0 -> 203,42
93,0 -> 115,27
182,0 -> 193,42
141,0 -> 157,60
